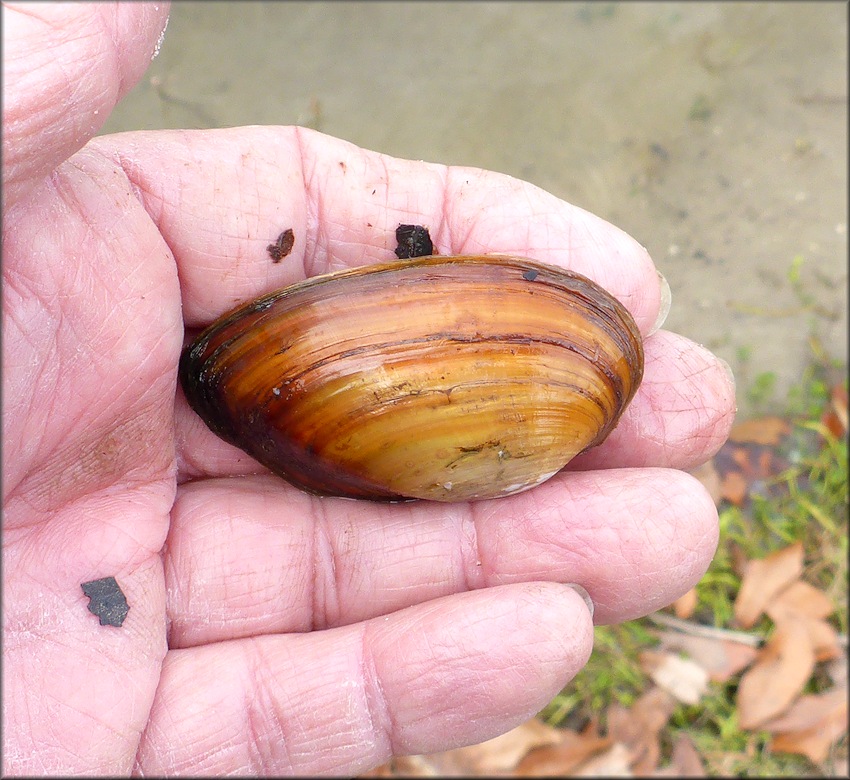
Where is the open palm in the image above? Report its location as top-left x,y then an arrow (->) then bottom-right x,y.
2,5 -> 735,776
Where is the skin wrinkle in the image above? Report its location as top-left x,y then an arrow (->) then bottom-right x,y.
161,533 -> 185,648
294,126 -> 327,280
133,655 -> 179,774
428,161 -> 451,254
2,342 -> 58,501
377,152 -> 395,255
457,502 -> 488,594
166,520 -> 207,648
444,168 -> 480,252
3,234 -> 64,494
244,639 -> 296,775
358,623 -> 398,760
104,146 -> 168,228
310,496 -> 342,631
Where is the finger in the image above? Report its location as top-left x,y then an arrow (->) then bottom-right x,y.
173,327 -> 734,482
570,329 -> 736,471
138,582 -> 593,776
164,467 -> 716,647
90,126 -> 661,332
2,3 -> 170,207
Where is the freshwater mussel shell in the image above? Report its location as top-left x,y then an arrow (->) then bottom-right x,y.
179,255 -> 644,502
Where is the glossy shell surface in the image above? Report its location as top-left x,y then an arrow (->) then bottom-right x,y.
180,255 -> 644,501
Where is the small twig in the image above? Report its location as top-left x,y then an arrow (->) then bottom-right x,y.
647,612 -> 763,647
647,612 -> 849,651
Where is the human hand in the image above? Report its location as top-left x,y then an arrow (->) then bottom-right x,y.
2,3 -> 735,776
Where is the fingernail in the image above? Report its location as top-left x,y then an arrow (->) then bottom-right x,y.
648,270 -> 672,336
717,357 -> 738,415
717,356 -> 736,391
564,583 -> 595,619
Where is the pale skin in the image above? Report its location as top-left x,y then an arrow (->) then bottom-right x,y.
2,4 -> 735,776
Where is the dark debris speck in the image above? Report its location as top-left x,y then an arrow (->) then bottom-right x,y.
522,269 -> 539,281
267,228 -> 295,263
81,576 -> 129,627
394,224 -> 433,259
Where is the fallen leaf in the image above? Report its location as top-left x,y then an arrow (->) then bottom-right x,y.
514,731 -> 613,777
763,685 -> 847,733
420,718 -> 564,775
767,579 -> 835,619
805,619 -> 842,662
672,588 -> 698,619
734,542 -> 804,628
736,616 -> 816,729
730,543 -> 750,578
826,654 -> 848,688
607,687 -> 676,775
766,580 -> 841,661
654,732 -> 707,777
572,742 -> 634,777
639,650 -> 709,705
821,383 -> 848,439
767,687 -> 849,763
360,761 -> 392,777
719,468 -> 748,506
657,630 -> 759,683
361,754 -> 438,777
713,435 -> 791,506
729,416 -> 791,445
710,639 -> 761,682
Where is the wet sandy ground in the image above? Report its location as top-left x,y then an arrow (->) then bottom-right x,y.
102,1 -> 848,419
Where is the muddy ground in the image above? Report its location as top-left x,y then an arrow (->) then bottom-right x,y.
102,1 -> 848,419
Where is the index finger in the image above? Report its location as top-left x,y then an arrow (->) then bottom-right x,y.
90,126 -> 661,331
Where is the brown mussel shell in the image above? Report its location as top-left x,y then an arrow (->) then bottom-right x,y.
179,255 -> 644,502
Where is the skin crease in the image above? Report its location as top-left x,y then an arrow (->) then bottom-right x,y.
2,3 -> 735,777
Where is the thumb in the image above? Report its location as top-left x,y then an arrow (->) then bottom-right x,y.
1,2 -> 170,207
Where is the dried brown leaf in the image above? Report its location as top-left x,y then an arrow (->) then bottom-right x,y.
607,687 -> 675,775
826,655 -> 848,688
763,685 -> 848,733
768,687 -> 849,763
766,580 -> 841,661
672,588 -> 698,619
714,436 -> 791,506
653,733 -> 707,777
822,383 -> 848,439
711,640 -> 761,682
514,731 -> 613,777
361,755 -> 438,777
729,416 -> 791,445
719,468 -> 748,506
421,718 -> 563,776
805,618 -> 841,662
734,542 -> 804,628
572,742 -> 634,777
639,650 -> 709,705
360,761 -> 393,777
736,616 -> 816,730
767,579 -> 835,620
656,631 -> 759,683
